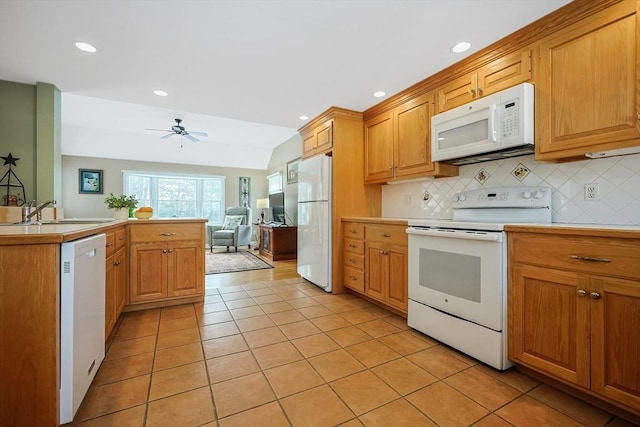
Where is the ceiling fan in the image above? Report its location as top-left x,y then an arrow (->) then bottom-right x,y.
146,118 -> 208,143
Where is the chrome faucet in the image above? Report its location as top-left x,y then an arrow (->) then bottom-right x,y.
21,200 -> 56,224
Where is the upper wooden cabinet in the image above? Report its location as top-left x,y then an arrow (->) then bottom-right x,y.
364,93 -> 458,184
301,119 -> 333,159
437,49 -> 532,113
535,1 -> 640,160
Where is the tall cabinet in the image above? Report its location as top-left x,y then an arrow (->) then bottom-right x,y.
299,107 -> 382,293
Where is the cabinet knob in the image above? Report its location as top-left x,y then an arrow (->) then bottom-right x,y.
590,292 -> 601,300
379,250 -> 389,255
106,243 -> 114,247
349,275 -> 357,281
350,230 -> 358,234
168,249 -> 173,253
477,87 -> 483,95
349,244 -> 357,248
162,249 -> 168,253
114,260 -> 121,266
577,289 -> 587,297
470,88 -> 476,96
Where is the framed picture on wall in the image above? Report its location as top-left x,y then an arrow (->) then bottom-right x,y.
78,169 -> 103,194
239,176 -> 251,207
287,158 -> 300,185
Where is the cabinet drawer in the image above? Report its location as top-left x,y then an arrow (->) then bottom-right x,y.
129,223 -> 204,243
366,225 -> 407,246
114,227 -> 126,250
344,266 -> 364,293
343,222 -> 365,239
510,233 -> 640,280
344,238 -> 364,255
344,253 -> 364,270
105,232 -> 116,257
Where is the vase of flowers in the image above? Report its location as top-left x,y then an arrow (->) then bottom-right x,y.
104,193 -> 138,220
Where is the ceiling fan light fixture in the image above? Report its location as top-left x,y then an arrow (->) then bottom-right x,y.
153,90 -> 168,97
451,41 -> 471,53
75,42 -> 97,53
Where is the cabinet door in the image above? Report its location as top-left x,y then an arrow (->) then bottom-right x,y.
130,243 -> 168,303
168,241 -> 203,297
395,94 -> 434,178
536,1 -> 639,159
591,277 -> 640,411
366,242 -> 388,302
302,132 -> 317,158
509,264 -> 590,388
364,112 -> 394,183
105,252 -> 116,337
315,120 -> 333,153
437,73 -> 478,112
477,49 -> 531,97
114,247 -> 127,315
387,245 -> 407,313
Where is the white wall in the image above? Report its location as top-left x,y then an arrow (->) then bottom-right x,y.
266,133 -> 302,225
62,155 -> 268,219
382,153 -> 640,226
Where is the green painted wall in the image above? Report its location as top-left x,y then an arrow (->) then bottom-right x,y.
0,80 -> 36,203
0,80 -> 60,205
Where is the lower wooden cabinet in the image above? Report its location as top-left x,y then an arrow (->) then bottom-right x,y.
128,220 -> 205,306
508,230 -> 640,415
105,226 -> 126,339
342,219 -> 408,314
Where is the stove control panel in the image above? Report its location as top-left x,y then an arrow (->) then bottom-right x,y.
452,186 -> 551,209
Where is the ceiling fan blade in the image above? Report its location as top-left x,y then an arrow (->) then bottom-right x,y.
184,134 -> 199,142
188,131 -> 208,137
161,133 -> 176,139
146,128 -> 172,132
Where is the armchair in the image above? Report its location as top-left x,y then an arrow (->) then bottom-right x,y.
208,207 -> 253,252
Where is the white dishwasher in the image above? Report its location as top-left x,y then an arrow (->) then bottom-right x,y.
60,233 -> 106,424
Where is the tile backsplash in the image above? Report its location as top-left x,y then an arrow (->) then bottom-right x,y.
382,154 -> 640,226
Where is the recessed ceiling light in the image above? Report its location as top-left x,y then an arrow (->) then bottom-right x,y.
75,42 -> 96,53
298,115 -> 309,121
373,91 -> 386,98
154,90 -> 168,97
451,41 -> 471,53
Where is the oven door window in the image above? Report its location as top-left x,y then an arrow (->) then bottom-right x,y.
408,235 -> 504,331
418,249 -> 481,302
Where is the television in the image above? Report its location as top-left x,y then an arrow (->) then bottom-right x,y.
268,192 -> 285,224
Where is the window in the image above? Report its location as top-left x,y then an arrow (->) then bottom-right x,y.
124,171 -> 225,223
267,171 -> 283,195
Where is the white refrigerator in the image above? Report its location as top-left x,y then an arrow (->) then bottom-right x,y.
297,155 -> 332,292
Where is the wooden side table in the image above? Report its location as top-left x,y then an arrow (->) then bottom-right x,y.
258,224 -> 297,261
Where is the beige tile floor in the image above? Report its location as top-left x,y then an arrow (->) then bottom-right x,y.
71,276 -> 637,427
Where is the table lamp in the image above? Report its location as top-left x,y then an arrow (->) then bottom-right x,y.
256,198 -> 269,223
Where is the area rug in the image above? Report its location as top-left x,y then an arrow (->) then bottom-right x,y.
205,249 -> 273,274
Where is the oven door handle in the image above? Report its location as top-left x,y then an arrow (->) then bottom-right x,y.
407,227 -> 502,242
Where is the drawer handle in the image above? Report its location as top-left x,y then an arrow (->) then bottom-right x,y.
350,230 -> 358,234
159,232 -> 176,236
349,275 -> 357,281
106,243 -> 114,247
349,244 -> 357,248
577,289 -> 587,297
380,233 -> 391,238
571,255 -> 611,263
590,292 -> 601,300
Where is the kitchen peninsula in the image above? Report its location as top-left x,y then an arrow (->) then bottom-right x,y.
0,218 -> 206,426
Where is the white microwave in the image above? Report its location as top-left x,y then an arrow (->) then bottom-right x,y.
432,83 -> 534,165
